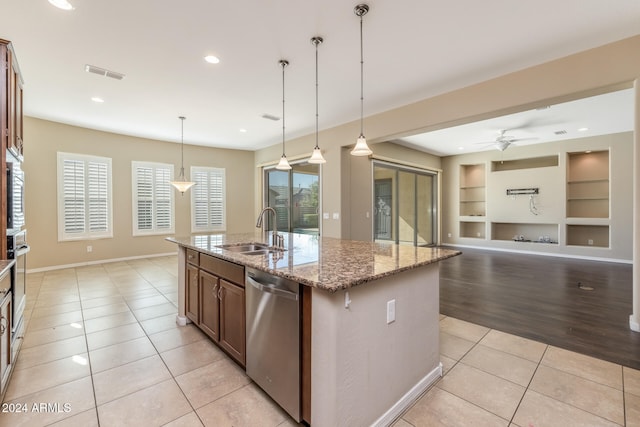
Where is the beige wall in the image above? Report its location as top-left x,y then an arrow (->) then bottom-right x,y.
441,132 -> 633,261
24,117 -> 255,270
254,35 -> 640,247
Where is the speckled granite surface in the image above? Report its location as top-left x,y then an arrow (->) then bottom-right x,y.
167,232 -> 460,293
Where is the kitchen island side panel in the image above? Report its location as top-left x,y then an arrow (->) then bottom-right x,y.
310,263 -> 441,427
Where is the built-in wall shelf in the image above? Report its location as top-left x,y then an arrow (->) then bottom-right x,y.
491,155 -> 559,172
566,151 -> 609,218
460,164 -> 485,216
491,222 -> 558,244
460,221 -> 486,239
566,224 -> 609,248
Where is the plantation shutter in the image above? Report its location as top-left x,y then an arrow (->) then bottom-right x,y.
57,153 -> 112,241
191,166 -> 226,232
132,161 -> 174,235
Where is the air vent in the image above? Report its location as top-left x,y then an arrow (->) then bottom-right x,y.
554,130 -> 568,135
85,64 -> 125,80
261,113 -> 280,121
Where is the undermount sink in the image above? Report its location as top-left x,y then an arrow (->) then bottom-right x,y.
216,243 -> 284,256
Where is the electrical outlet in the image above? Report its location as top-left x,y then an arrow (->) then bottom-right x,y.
588,239 -> 594,246
386,299 -> 396,324
87,245 -> 92,253
323,212 -> 329,220
332,212 -> 340,220
447,233 -> 452,238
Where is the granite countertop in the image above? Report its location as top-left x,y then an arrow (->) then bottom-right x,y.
167,232 -> 460,293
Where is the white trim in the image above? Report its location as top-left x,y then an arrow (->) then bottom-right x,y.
371,363 -> 443,427
630,315 -> 640,332
27,252 -> 177,274
446,243 -> 633,264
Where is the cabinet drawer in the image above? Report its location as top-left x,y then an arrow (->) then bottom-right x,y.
200,254 -> 244,286
186,249 -> 199,266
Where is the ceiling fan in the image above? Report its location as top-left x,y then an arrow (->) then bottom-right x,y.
475,129 -> 537,151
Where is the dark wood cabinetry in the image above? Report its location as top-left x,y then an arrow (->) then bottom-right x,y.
0,290 -> 11,398
199,270 -> 220,341
186,263 -> 199,323
185,250 -> 246,367
219,278 -> 245,362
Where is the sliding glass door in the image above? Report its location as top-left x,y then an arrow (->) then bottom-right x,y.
373,162 -> 437,246
264,162 -> 320,235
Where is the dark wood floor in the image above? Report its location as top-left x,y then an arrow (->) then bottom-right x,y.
439,247 -> 640,369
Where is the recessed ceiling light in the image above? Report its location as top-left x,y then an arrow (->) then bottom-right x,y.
585,150 -> 592,154
91,97 -> 104,103
239,129 -> 247,133
204,55 -> 220,64
458,147 -> 464,150
48,0 -> 74,10
578,127 -> 589,132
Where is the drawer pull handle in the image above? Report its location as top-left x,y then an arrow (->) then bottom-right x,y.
0,316 -> 6,336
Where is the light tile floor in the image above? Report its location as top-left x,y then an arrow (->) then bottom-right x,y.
2,255 -> 640,426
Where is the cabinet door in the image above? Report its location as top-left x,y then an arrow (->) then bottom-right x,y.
0,292 -> 11,395
219,279 -> 246,366
199,270 -> 220,341
186,264 -> 199,323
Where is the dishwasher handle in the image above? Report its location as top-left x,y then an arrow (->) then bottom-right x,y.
246,275 -> 299,301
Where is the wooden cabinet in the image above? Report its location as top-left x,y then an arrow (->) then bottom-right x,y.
184,250 -> 246,367
219,279 -> 245,363
199,270 -> 220,341
0,291 -> 11,400
7,44 -> 23,159
186,264 -> 199,323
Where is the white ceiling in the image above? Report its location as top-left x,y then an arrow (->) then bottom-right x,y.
397,88 -> 635,156
2,1 -> 640,152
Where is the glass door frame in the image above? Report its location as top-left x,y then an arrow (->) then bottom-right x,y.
262,160 -> 322,236
372,160 -> 441,246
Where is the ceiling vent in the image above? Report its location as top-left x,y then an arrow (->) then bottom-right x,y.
85,64 -> 125,80
261,113 -> 280,121
554,130 -> 568,135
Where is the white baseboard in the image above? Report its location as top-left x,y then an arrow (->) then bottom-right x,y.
630,315 -> 640,332
27,252 -> 178,273
371,363 -> 443,427
446,243 -> 632,265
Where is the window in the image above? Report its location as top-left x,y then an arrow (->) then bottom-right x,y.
57,152 -> 113,241
191,166 -> 226,232
132,161 -> 174,236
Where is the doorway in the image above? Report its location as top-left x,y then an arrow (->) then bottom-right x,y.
264,162 -> 320,235
373,161 -> 438,246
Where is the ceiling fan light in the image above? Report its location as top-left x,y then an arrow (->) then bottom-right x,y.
495,141 -> 510,151
308,146 -> 326,164
351,134 -> 373,156
276,155 -> 292,170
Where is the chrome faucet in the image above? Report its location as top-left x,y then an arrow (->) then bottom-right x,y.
256,207 -> 284,249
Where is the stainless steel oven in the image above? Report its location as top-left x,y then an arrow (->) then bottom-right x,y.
7,229 -> 28,343
6,160 -> 25,231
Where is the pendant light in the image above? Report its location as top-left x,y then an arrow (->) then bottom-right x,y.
351,3 -> 373,156
308,36 -> 327,164
276,60 -> 292,170
169,116 -> 196,194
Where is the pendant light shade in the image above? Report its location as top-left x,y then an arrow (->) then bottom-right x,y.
308,36 -> 326,164
170,116 -> 196,194
351,3 -> 373,157
276,60 -> 292,170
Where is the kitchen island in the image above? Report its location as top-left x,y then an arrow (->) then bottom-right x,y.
168,232 -> 460,427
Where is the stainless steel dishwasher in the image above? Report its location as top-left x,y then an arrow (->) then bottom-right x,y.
245,268 -> 301,422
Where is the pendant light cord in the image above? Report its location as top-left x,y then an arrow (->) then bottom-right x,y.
281,61 -> 286,156
359,11 -> 364,137
315,40 -> 319,149
179,116 -> 185,177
